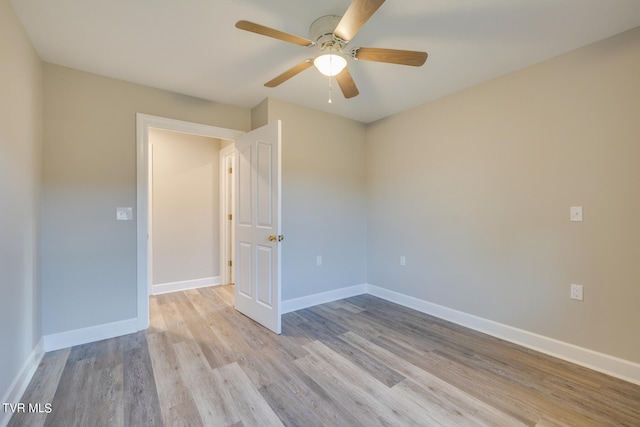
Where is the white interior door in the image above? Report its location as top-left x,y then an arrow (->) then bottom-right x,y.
234,121 -> 282,334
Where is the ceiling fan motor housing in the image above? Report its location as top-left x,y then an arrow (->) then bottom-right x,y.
310,15 -> 345,53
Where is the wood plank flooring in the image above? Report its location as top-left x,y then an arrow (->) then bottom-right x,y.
9,285 -> 640,426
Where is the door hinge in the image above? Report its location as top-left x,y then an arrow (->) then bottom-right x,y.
228,167 -> 232,174
228,214 -> 232,220
228,260 -> 232,267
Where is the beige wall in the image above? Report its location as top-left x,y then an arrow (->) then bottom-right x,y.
41,63 -> 250,335
151,129 -> 220,285
366,27 -> 640,363
264,98 -> 368,300
251,98 -> 268,130
0,0 -> 42,404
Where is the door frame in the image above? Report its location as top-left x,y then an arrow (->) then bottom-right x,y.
219,143 -> 236,286
135,113 -> 243,330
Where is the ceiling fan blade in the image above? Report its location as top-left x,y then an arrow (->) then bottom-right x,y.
334,0 -> 385,42
335,67 -> 359,99
236,20 -> 315,47
264,60 -> 314,87
354,47 -> 427,66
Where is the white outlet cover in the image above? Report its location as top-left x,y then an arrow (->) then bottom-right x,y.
570,283 -> 584,301
570,206 -> 583,222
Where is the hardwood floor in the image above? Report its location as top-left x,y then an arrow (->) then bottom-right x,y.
9,285 -> 640,426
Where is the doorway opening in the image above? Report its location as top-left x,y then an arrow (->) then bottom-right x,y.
136,113 -> 243,330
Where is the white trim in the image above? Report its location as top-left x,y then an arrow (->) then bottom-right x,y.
219,143 -> 236,286
136,113 -> 244,331
43,318 -> 138,352
366,284 -> 640,386
0,338 -> 44,427
151,277 -> 221,295
281,284 -> 368,314
147,141 -> 154,297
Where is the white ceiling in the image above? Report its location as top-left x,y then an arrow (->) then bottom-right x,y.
11,0 -> 640,123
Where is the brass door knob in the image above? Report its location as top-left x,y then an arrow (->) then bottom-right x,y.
268,235 -> 284,242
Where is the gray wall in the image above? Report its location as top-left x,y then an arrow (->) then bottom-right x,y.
0,0 -> 42,402
41,64 -> 250,335
261,98 -> 368,300
151,129 -> 221,285
366,27 -> 640,364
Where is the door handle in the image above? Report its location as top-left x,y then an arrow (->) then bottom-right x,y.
268,235 -> 284,242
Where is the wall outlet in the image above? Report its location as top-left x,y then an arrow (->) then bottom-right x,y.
570,283 -> 584,301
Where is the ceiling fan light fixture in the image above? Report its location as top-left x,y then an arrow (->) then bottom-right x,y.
313,53 -> 347,76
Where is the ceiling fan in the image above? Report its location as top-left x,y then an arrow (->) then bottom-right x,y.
235,0 -> 428,100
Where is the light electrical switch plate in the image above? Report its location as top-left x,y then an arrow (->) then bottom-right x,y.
400,256 -> 406,266
570,206 -> 583,222
116,207 -> 133,221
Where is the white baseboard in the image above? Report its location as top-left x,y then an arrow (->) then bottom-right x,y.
43,318 -> 138,352
151,276 -> 221,295
0,337 -> 44,427
366,284 -> 640,386
281,284 -> 368,314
